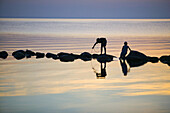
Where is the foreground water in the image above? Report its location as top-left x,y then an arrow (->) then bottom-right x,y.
0,18 -> 170,113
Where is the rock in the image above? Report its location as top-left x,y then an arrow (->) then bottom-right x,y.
147,56 -> 159,63
70,53 -> 80,59
126,50 -> 147,61
36,52 -> 45,59
46,53 -> 59,60
80,52 -> 92,61
25,49 -> 35,58
57,52 -> 70,57
160,55 -> 170,66
0,51 -> 8,59
59,54 -> 75,62
97,54 -> 113,63
12,50 -> 25,60
12,50 -> 25,56
57,52 -> 77,62
92,54 -> 99,59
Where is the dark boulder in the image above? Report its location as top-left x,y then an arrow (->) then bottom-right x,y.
70,53 -> 80,59
59,55 -> 75,62
25,49 -> 35,58
126,50 -> 147,61
58,52 -> 76,62
57,52 -> 70,57
97,54 -> 113,63
0,51 -> 8,59
160,55 -> 170,66
92,54 -> 99,59
36,52 -> 45,59
147,56 -> 159,63
46,53 -> 58,60
12,50 -> 25,56
12,50 -> 25,60
80,52 -> 92,61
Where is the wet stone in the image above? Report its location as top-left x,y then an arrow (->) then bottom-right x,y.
0,51 -> 8,59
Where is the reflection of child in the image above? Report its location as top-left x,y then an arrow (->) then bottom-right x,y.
92,38 -> 107,54
120,42 -> 131,59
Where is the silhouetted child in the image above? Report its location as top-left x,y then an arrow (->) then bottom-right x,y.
92,38 -> 107,54
120,41 -> 131,59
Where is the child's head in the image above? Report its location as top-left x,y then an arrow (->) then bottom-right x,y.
124,41 -> 128,45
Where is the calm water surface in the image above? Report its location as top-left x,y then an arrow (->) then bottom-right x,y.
0,18 -> 170,113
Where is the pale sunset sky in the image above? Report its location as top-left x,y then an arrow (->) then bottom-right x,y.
0,0 -> 170,18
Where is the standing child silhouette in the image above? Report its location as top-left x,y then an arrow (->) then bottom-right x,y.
120,41 -> 131,59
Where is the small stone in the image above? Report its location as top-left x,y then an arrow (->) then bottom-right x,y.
36,52 -> 45,59
80,52 -> 92,61
12,50 -> 25,60
0,51 -> 8,59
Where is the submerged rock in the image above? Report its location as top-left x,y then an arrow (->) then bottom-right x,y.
97,54 -> 113,63
25,49 -> 35,58
36,52 -> 45,59
0,51 -> 8,59
160,55 -> 170,66
12,50 -> 25,60
80,52 -> 92,61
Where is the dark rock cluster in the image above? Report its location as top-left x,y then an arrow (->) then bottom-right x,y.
0,50 -> 169,66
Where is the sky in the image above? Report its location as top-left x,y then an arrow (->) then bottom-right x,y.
0,0 -> 170,18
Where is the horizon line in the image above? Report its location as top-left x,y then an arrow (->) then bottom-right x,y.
0,16 -> 170,19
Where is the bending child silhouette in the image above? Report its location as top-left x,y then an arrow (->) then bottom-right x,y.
92,38 -> 107,54
120,41 -> 131,59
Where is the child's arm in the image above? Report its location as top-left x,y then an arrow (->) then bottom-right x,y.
128,46 -> 131,51
92,42 -> 98,49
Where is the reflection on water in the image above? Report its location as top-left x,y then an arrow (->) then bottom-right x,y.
0,19 -> 170,113
92,62 -> 107,79
120,59 -> 130,76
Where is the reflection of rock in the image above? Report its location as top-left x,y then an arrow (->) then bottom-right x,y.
36,52 -> 45,59
0,51 -> 8,59
46,53 -> 58,60
160,55 -> 170,66
97,54 -> 113,63
80,52 -> 92,61
12,50 -> 25,60
127,59 -> 147,67
25,49 -> 35,58
58,52 -> 76,62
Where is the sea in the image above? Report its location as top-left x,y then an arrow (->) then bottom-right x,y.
0,18 -> 170,113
